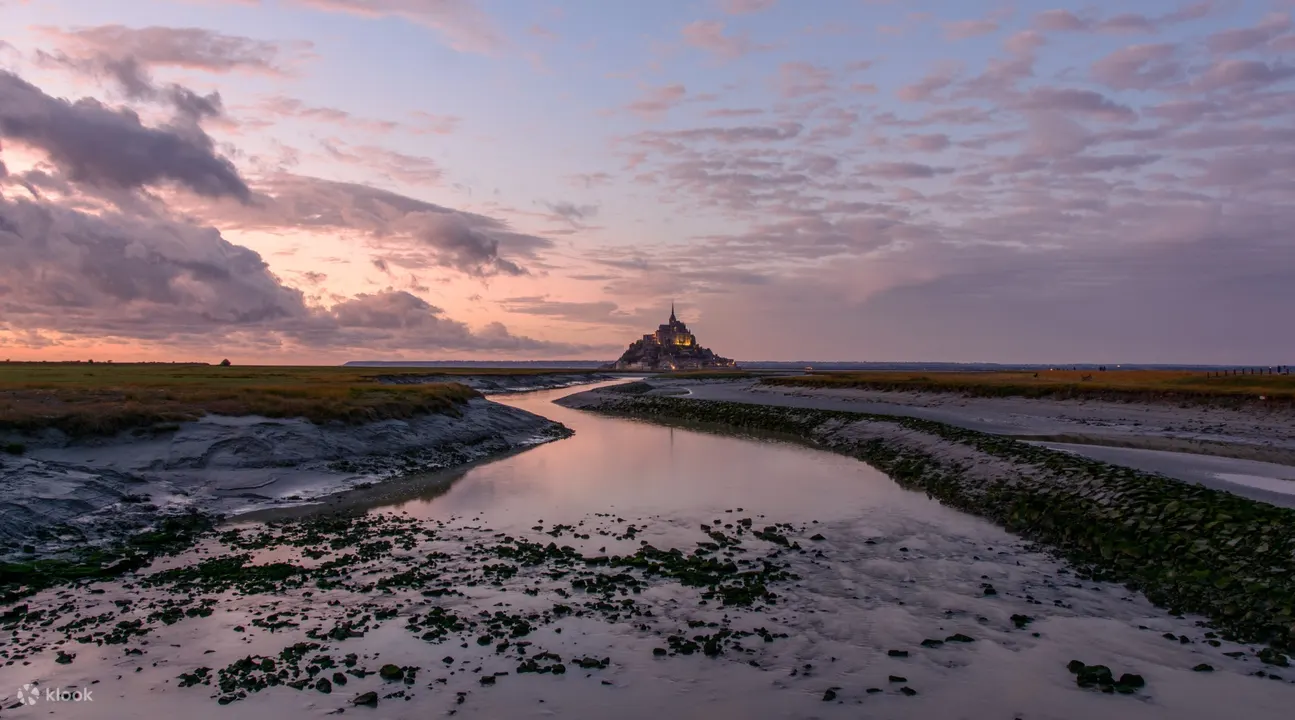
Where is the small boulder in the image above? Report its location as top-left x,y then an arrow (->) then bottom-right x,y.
353,691 -> 378,706
1118,673 -> 1145,688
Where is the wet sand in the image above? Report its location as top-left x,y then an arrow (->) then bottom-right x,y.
670,380 -> 1295,506
4,383 -> 1292,719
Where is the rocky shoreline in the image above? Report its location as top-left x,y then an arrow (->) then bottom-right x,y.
0,397 -> 571,557
557,387 -> 1295,653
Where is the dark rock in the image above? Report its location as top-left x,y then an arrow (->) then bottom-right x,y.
1259,648 -> 1290,667
1192,664 -> 1214,672
1118,673 -> 1145,688
888,675 -> 907,683
353,691 -> 378,706
316,678 -> 332,694
946,633 -> 975,643
887,650 -> 909,657
900,686 -> 917,696
810,534 -> 826,542
1075,664 -> 1113,688
822,689 -> 837,701
379,664 -> 404,681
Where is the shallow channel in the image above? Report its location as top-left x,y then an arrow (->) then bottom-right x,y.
5,382 -> 1292,719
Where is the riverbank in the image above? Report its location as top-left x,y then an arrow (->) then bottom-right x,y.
0,363 -> 605,556
557,386 -> 1295,651
681,379 -> 1295,464
0,397 -> 570,556
646,379 -> 1295,505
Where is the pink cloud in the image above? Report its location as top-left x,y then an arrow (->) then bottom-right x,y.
625,84 -> 688,120
1206,12 -> 1291,54
1192,58 -> 1295,92
775,62 -> 833,98
1090,43 -> 1181,91
1004,30 -> 1046,55
896,65 -> 958,102
290,0 -> 504,54
1097,13 -> 1156,34
858,161 -> 946,179
944,19 -> 1000,40
706,107 -> 765,118
1020,87 -> 1137,122
681,20 -> 765,59
1034,9 -> 1090,32
905,133 -> 950,151
717,0 -> 776,14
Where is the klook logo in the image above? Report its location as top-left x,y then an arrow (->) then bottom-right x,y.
14,683 -> 39,705
45,686 -> 94,702
7,683 -> 94,706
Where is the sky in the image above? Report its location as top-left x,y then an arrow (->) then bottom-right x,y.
0,0 -> 1293,364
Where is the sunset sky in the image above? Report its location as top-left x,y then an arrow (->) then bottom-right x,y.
1,0 -> 1293,364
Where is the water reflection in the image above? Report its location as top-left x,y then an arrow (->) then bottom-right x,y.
387,382 -> 955,533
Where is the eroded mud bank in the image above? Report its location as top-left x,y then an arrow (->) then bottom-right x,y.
0,398 -> 570,554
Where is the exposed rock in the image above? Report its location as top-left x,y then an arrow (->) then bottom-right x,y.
603,307 -> 735,372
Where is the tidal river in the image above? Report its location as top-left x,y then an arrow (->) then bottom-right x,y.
5,381 -> 1291,719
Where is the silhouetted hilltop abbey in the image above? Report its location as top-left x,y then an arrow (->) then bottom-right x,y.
604,305 -> 736,371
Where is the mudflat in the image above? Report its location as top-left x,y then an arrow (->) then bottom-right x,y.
0,364 -> 597,553
661,378 -> 1295,504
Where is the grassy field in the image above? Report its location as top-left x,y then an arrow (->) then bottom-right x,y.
762,369 -> 1295,405
661,369 -> 755,379
0,363 -> 567,438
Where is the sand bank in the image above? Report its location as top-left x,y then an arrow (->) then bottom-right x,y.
652,379 -> 1295,504
0,397 -> 569,553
